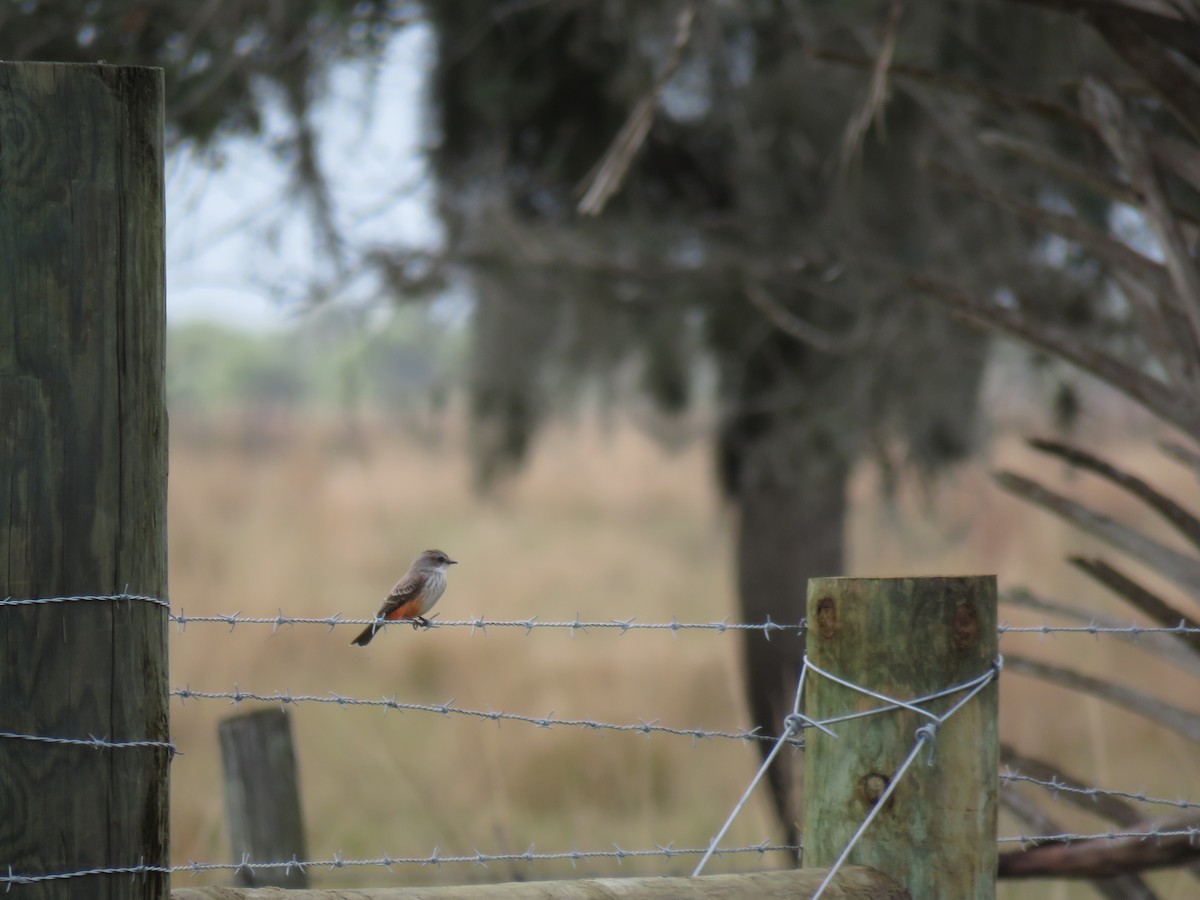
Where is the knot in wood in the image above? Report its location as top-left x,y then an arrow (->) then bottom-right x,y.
859,771 -> 890,806
816,595 -> 838,639
952,603 -> 979,649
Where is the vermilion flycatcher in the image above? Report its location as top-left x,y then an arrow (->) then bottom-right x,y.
351,549 -> 458,646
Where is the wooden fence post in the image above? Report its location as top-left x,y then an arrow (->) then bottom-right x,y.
219,709 -> 310,888
803,576 -> 998,899
0,62 -> 169,898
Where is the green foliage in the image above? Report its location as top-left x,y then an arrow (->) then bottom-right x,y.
166,307 -> 463,416
1,0 -> 408,145
424,2 -> 1097,490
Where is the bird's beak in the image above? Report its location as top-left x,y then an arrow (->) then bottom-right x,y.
448,558 -> 459,565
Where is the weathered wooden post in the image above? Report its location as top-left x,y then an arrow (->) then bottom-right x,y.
219,709 -> 311,888
803,576 -> 998,899
0,62 -> 168,899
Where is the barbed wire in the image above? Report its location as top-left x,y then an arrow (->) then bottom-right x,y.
1,861 -> 172,888
0,594 -> 173,759
0,595 -> 806,635
692,651 -> 1001,899
7,825 -> 1198,888
0,842 -> 798,887
11,590 -> 1200,892
170,686 -> 802,746
1001,771 -> 1200,811
168,612 -> 1200,638
0,730 -> 176,756
171,611 -> 807,637
692,651 -> 815,877
998,825 -> 1200,846
0,592 -> 168,609
7,593 -> 1200,641
998,621 -> 1200,637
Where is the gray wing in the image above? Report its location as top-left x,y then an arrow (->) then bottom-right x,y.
376,573 -> 424,617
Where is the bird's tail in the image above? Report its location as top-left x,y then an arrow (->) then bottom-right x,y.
351,623 -> 378,646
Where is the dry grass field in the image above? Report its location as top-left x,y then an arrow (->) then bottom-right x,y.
166,412 -> 1200,897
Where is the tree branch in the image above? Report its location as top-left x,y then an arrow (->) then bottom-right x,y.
1068,556 -> 1200,654
1080,78 -> 1200,384
1028,437 -> 1200,551
910,275 -> 1200,436
577,0 -> 697,216
995,469 -> 1200,601
1000,810 -> 1200,879
1003,586 -> 1200,676
1006,654 -> 1200,741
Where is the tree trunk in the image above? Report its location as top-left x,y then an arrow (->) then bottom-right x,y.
736,460 -> 847,851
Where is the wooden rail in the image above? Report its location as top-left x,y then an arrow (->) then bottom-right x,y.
173,865 -> 908,898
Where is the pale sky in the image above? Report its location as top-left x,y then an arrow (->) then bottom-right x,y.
164,25 -> 438,331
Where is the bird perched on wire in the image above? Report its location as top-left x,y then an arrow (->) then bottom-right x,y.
351,549 -> 458,646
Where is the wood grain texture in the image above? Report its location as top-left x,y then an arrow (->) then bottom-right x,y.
0,61 -> 168,900
803,576 -> 998,899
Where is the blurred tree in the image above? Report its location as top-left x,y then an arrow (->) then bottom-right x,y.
1,0 -> 1113,845
910,2 -> 1200,889
0,0 -> 413,254
0,0 -> 409,137
416,0 -> 1104,844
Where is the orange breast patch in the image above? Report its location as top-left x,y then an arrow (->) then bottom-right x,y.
384,598 -> 423,621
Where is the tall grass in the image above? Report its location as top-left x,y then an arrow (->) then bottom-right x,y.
167,414 -> 1200,896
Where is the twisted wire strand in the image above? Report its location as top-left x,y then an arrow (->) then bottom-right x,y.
806,657 -> 1001,899
8,590 -> 1198,890
0,730 -> 176,755
7,825 -> 1197,887
998,621 -> 1200,636
171,611 -> 806,637
170,686 -> 801,746
998,825 -> 1200,845
7,593 -> 1200,639
0,593 -> 168,609
0,842 -> 796,886
1001,771 -> 1200,811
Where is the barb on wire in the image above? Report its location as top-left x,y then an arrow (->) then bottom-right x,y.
170,686 -> 800,747
12,594 -> 1200,640
0,863 -> 174,887
0,842 -> 799,887
693,654 -> 812,875
12,830 -> 1195,888
1001,771 -> 1200,812
999,620 -> 1200,636
168,611 -> 806,636
168,612 -> 1200,638
0,592 -> 169,609
0,730 -> 177,756
998,825 -> 1200,845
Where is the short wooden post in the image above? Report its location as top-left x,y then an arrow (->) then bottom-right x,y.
219,709 -> 311,888
0,62 -> 168,899
803,576 -> 998,898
